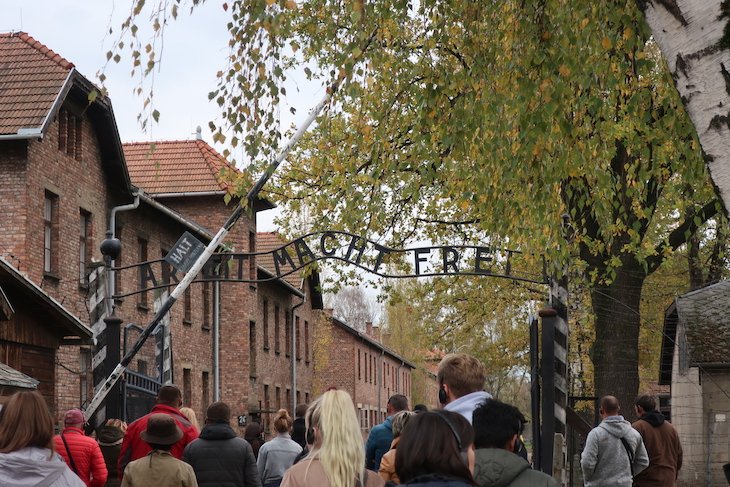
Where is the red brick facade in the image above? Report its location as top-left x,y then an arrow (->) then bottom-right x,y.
314,311 -> 415,437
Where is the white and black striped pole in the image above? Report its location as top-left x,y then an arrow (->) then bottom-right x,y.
84,82 -> 341,418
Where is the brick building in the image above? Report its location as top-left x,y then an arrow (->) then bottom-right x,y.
0,32 -> 425,435
315,312 -> 415,437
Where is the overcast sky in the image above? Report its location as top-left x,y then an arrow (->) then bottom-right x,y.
2,0 -> 325,230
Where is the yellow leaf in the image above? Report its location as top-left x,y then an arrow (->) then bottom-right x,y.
580,18 -> 589,29
558,64 -> 570,77
266,0 -> 275,5
601,37 -> 612,50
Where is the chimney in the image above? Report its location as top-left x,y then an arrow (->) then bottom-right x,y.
195,126 -> 203,140
365,321 -> 373,337
372,324 -> 380,342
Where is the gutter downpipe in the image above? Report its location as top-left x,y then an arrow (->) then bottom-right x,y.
106,192 -> 141,315
214,280 -> 220,401
291,279 -> 306,413
378,344 -> 384,422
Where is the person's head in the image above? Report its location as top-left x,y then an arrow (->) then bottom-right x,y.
386,394 -> 408,416
413,404 -> 428,413
395,410 -> 475,484
634,395 -> 657,416
273,409 -> 293,434
0,391 -> 55,453
391,410 -> 415,439
305,389 -> 365,487
599,395 -> 621,419
206,401 -> 231,425
244,422 -> 262,441
156,384 -> 182,408
295,403 -> 308,419
179,407 -> 199,430
472,399 -> 525,452
437,353 -> 486,404
104,418 -> 128,432
63,408 -> 86,429
141,413 -> 183,451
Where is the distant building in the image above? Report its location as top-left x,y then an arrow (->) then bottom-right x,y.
315,311 -> 415,436
661,280 -> 730,486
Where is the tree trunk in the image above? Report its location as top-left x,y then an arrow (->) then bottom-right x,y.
640,0 -> 730,213
590,263 -> 645,421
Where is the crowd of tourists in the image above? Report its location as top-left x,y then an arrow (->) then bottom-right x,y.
0,353 -> 682,487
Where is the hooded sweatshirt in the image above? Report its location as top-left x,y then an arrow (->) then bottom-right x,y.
444,391 -> 492,424
580,415 -> 649,487
632,411 -> 683,487
97,424 -> 125,485
473,448 -> 557,487
0,447 -> 85,487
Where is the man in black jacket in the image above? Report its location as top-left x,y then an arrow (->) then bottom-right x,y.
183,402 -> 261,487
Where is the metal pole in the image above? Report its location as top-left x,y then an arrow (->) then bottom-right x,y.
84,83 -> 340,418
214,280 -> 220,401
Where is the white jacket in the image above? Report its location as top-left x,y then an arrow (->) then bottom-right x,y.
444,390 -> 492,424
0,446 -> 85,487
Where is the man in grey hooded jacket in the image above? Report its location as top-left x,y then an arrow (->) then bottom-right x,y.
581,396 -> 649,487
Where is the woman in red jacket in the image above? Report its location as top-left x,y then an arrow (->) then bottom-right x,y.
53,409 -> 108,487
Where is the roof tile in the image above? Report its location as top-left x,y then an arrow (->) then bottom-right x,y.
257,231 -> 304,289
0,32 -> 72,135
676,280 -> 730,365
123,139 -> 238,194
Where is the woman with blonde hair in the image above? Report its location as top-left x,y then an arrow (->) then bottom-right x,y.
257,409 -> 302,487
180,407 -> 200,432
0,390 -> 84,486
281,389 -> 385,487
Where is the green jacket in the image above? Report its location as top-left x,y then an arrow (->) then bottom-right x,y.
473,448 -> 557,487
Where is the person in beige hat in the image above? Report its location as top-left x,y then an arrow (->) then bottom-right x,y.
120,414 -> 197,487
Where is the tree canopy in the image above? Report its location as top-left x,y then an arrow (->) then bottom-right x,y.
110,0 -> 721,412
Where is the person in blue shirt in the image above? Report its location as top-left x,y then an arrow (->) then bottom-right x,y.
365,394 -> 408,471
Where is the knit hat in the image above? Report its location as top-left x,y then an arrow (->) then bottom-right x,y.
64,408 -> 85,425
140,414 -> 183,445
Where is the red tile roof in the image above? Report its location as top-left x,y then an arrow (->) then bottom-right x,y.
123,139 -> 238,194
0,32 -> 74,136
257,231 -> 305,289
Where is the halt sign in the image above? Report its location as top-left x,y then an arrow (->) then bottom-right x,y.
164,231 -> 205,273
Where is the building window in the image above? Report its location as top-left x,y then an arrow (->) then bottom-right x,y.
296,390 -> 301,405
358,350 -> 361,381
249,231 -> 256,288
285,310 -> 291,357
58,109 -> 83,162
202,371 -> 210,411
137,359 -> 148,375
263,300 -> 270,351
286,388 -> 291,410
202,282 -> 212,330
274,305 -> 281,355
305,392 -> 309,404
250,320 -> 257,378
295,316 -> 301,361
183,287 -> 192,324
183,368 -> 192,406
264,385 -> 270,432
276,386 -> 281,411
80,349 -> 90,406
304,320 -> 310,363
43,192 -> 59,275
79,210 -> 91,287
137,238 -> 148,309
